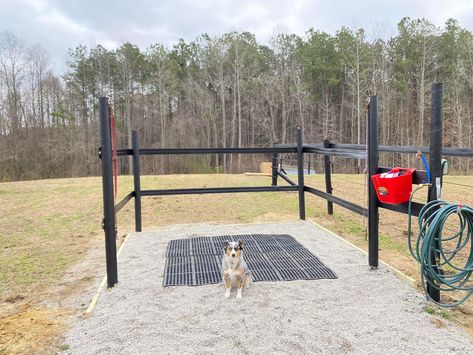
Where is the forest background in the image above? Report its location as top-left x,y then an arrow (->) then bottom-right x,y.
1,17 -> 472,181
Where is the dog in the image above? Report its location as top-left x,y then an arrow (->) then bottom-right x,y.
221,240 -> 252,299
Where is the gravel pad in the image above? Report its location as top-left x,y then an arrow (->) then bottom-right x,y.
65,221 -> 473,354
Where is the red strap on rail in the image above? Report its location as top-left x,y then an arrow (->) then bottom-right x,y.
109,105 -> 118,199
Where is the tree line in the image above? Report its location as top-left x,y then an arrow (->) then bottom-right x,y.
1,17 -> 473,181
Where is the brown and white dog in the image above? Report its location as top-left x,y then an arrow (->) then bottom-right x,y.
222,240 -> 252,299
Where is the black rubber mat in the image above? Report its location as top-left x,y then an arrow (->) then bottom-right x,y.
163,234 -> 337,286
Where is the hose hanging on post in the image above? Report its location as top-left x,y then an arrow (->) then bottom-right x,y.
408,188 -> 473,307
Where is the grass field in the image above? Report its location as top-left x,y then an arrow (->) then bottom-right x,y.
1,173 -> 473,353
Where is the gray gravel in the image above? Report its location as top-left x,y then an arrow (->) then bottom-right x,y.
65,221 -> 473,354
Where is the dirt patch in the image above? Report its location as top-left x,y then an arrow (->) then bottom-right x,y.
0,236 -> 107,354
0,304 -> 70,354
431,318 -> 447,328
451,304 -> 473,338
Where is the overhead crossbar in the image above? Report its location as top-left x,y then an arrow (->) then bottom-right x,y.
117,144 -> 473,159
330,143 -> 473,158
117,146 -> 297,156
303,144 -> 367,159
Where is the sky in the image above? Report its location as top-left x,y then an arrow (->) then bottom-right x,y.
2,0 -> 473,71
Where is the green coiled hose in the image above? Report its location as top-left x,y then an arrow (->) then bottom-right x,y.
407,186 -> 473,307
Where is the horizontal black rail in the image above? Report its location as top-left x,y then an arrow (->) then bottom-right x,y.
141,185 -> 298,196
331,143 -> 473,158
303,144 -> 367,159
277,170 -> 297,186
117,146 -> 297,156
304,186 -> 368,216
116,144 -> 473,158
276,143 -> 368,159
117,149 -> 130,157
114,191 -> 135,214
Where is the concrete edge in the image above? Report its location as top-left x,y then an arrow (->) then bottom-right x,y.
84,233 -> 131,315
307,219 -> 418,289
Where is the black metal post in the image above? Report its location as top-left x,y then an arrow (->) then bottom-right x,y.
426,83 -> 443,302
271,150 -> 278,186
132,130 -> 142,232
296,127 -> 306,220
99,97 -> 118,287
368,96 -> 379,269
323,139 -> 334,215
307,154 -> 311,175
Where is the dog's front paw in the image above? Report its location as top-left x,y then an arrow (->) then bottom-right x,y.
224,290 -> 230,298
236,291 -> 242,299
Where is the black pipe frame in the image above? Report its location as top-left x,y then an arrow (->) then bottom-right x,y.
368,96 -> 379,269
117,146 -> 297,156
426,83 -> 443,302
277,169 -> 297,186
141,186 -> 298,196
296,127 -> 306,220
271,150 -> 279,186
99,84 -> 472,288
116,143 -> 473,159
100,123 -> 309,287
99,97 -> 118,288
323,139 -> 334,215
305,186 -> 367,216
115,192 -> 135,214
311,143 -> 473,158
132,130 -> 142,232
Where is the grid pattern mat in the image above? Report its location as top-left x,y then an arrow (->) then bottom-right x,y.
163,234 -> 337,286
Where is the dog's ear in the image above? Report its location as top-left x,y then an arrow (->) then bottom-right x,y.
238,239 -> 244,249
223,240 -> 229,250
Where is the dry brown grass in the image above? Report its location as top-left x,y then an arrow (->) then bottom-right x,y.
1,173 -> 473,353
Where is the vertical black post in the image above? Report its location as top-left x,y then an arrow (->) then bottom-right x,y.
271,150 -> 278,186
132,130 -> 142,232
367,96 -> 379,269
323,139 -> 334,215
426,83 -> 443,302
99,97 -> 118,287
296,127 -> 306,220
307,154 -> 311,175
